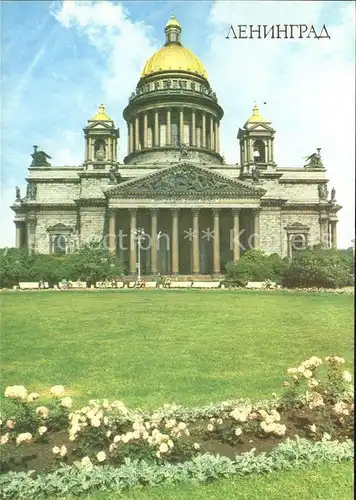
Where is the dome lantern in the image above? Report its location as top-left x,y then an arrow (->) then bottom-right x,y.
165,15 -> 182,45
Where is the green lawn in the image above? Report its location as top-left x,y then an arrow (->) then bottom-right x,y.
1,289 -> 354,499
1,290 -> 353,408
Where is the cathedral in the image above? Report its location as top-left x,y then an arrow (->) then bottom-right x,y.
12,16 -> 341,276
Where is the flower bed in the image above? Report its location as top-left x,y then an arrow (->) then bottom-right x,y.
0,356 -> 353,498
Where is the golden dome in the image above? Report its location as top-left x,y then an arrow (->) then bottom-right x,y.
141,15 -> 208,79
141,44 -> 208,79
91,104 -> 111,121
246,104 -> 267,123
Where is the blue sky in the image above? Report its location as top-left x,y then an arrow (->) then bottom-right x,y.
1,0 -> 355,248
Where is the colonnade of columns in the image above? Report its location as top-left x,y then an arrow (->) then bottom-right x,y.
127,107 -> 220,154
107,207 -> 260,275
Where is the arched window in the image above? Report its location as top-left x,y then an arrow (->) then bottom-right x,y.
47,224 -> 73,255
53,235 -> 67,255
291,234 -> 306,254
253,139 -> 266,163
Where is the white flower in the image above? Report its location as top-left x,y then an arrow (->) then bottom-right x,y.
333,402 -> 350,416
109,443 -> 116,452
61,397 -> 73,409
307,378 -> 319,388
16,432 -> 32,445
1,433 -> 9,445
193,442 -> 200,450
159,442 -> 169,453
90,417 -> 101,428
229,406 -> 251,422
303,369 -> 313,379
342,371 -> 352,382
132,430 -> 141,440
207,424 -> 214,432
27,392 -> 40,402
271,410 -> 281,422
81,456 -> 93,471
297,365 -> 306,373
96,451 -> 106,462
103,416 -> 109,426
6,419 -> 16,429
113,435 -> 121,443
4,385 -> 28,400
322,432 -> 331,440
102,399 -> 110,409
52,446 -> 60,455
50,385 -> 65,396
167,439 -> 174,449
287,368 -> 298,375
177,422 -> 187,430
216,418 -> 223,425
38,426 -> 47,436
309,424 -> 317,433
60,445 -> 67,457
235,427 -> 242,437
106,430 -> 112,438
121,434 -> 130,444
36,406 -> 50,419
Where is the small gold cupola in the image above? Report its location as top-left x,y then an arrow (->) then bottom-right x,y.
246,104 -> 267,124
91,104 -> 112,122
165,15 -> 182,45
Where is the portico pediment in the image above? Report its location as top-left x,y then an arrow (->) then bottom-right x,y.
86,121 -> 113,130
106,163 -> 266,199
247,123 -> 275,132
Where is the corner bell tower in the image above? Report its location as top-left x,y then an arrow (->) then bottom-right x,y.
83,105 -> 120,168
237,104 -> 276,176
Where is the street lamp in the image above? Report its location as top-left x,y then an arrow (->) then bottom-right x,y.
133,228 -> 145,282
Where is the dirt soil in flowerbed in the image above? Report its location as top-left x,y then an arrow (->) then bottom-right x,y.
1,405 -> 354,476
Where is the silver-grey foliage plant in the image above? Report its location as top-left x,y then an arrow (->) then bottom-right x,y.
0,437 -> 353,499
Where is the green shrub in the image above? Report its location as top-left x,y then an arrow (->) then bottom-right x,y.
282,248 -> 352,289
225,250 -> 287,284
0,241 -> 124,287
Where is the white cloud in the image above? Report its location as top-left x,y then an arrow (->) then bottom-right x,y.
51,0 -> 159,162
205,0 -> 355,248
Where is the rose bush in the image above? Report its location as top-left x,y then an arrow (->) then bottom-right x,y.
0,355 -> 353,477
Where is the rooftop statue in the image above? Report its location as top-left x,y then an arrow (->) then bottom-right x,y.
31,145 -> 52,167
330,187 -> 336,203
304,148 -> 323,169
95,143 -> 106,161
15,186 -> 21,201
318,183 -> 328,200
251,165 -> 260,182
108,165 -> 122,184
179,142 -> 189,159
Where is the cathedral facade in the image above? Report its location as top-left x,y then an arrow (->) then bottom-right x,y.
12,16 -> 341,276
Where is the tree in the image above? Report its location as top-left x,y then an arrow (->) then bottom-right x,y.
282,248 -> 352,289
68,240 -> 123,285
0,248 -> 35,287
225,249 -> 287,285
